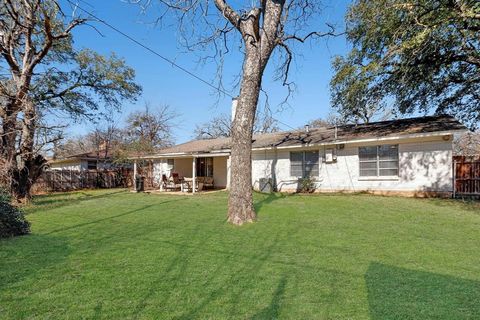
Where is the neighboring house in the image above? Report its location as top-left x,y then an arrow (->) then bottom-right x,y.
49,150 -> 113,171
133,115 -> 467,196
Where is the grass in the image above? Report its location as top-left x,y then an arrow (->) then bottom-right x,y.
1,189 -> 480,319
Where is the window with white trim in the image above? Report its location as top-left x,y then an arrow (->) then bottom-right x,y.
290,151 -> 319,178
359,145 -> 399,177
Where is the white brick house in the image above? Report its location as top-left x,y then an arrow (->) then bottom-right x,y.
133,115 -> 466,196
49,150 -> 114,171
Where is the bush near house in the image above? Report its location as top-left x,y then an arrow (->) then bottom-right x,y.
297,177 -> 316,193
0,189 -> 30,238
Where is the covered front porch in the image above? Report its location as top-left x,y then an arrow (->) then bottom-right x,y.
133,153 -> 230,193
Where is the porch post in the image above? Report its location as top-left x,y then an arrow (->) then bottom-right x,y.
133,160 -> 138,191
226,156 -> 231,190
192,156 -> 196,194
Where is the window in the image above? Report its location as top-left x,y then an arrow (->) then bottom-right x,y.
359,145 -> 399,177
290,151 -> 319,178
87,160 -> 97,170
167,159 -> 174,170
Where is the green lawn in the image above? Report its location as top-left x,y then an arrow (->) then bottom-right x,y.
1,189 -> 479,319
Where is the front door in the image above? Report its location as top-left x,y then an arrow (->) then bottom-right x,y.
196,157 -> 213,177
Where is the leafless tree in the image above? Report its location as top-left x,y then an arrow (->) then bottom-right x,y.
195,110 -> 279,139
123,103 -> 177,154
454,132 -> 480,156
52,136 -> 88,159
306,112 -> 347,129
194,113 -> 232,139
133,0 -> 338,224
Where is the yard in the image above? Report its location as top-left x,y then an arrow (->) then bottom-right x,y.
1,190 -> 479,319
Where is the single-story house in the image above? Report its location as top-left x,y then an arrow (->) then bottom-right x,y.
133,114 -> 467,196
49,150 -> 114,171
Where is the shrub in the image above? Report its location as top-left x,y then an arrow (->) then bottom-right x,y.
0,191 -> 30,238
298,177 -> 316,193
0,187 -> 11,203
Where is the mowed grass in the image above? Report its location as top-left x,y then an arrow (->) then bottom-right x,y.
1,189 -> 480,319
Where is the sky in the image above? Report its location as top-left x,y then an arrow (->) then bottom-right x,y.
60,0 -> 351,144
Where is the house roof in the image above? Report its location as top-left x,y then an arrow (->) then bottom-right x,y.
66,150 -> 112,159
144,115 -> 467,157
50,150 -> 112,164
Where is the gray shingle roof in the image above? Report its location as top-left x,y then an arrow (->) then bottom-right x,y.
153,115 -> 466,156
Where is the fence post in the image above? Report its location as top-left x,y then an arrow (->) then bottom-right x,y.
452,160 -> 456,199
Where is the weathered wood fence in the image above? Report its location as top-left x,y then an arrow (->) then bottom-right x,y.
32,169 -> 133,193
453,156 -> 480,198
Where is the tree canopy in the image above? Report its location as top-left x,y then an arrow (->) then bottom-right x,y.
331,0 -> 480,128
0,0 -> 141,201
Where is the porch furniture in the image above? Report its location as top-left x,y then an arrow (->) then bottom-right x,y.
162,173 -> 182,191
160,174 -> 168,191
181,178 -> 204,193
203,177 -> 214,189
193,176 -> 214,189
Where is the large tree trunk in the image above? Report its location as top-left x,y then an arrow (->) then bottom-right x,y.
1,96 -> 43,203
227,51 -> 263,225
222,0 -> 283,225
10,100 -> 40,203
1,100 -> 19,195
1,100 -> 18,163
10,155 -> 46,203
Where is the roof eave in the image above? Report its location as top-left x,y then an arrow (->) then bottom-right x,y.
128,128 -> 466,159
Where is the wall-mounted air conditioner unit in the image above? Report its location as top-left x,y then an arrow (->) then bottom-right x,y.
325,148 -> 336,163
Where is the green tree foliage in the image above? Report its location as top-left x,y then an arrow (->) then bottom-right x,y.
0,0 -> 141,201
331,0 -> 480,127
34,49 -> 141,119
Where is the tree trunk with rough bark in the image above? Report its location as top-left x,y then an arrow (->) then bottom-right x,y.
228,52 -> 263,224
212,0 -> 284,225
216,0 -> 283,225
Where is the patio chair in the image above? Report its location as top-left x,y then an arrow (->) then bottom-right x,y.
163,173 -> 182,191
203,177 -> 214,189
160,174 -> 168,191
172,173 -> 183,190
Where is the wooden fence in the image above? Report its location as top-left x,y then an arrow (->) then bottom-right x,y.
453,156 -> 480,197
32,168 -> 134,193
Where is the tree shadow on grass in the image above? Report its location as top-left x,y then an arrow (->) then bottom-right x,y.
254,192 -> 289,214
29,189 -> 128,212
251,276 -> 287,319
173,234 -> 283,320
424,197 -> 480,215
45,198 -> 186,235
131,224 -> 208,320
0,234 -> 70,291
365,262 -> 480,319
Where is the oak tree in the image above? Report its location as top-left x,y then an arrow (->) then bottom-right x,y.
0,0 -> 141,201
331,0 -> 480,128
